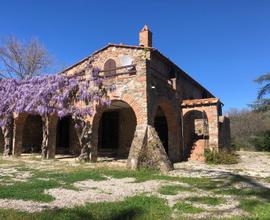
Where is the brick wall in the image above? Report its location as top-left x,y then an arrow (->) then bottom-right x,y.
182,110 -> 207,159
182,105 -> 219,151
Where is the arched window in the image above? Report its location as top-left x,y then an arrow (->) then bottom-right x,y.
104,59 -> 116,76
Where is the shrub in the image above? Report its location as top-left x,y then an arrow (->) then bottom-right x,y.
249,131 -> 270,151
204,149 -> 238,165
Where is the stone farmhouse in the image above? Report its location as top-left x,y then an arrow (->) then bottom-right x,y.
0,26 -> 230,169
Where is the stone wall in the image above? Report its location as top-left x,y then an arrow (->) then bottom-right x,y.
219,116 -> 231,150
176,76 -> 210,101
146,52 -> 214,162
63,45 -> 149,165
146,55 -> 182,162
8,44 -> 230,167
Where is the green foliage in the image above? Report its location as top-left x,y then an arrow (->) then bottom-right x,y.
227,108 -> 270,151
249,130 -> 270,151
249,98 -> 270,112
204,149 -> 238,165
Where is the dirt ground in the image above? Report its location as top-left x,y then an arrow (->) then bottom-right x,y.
172,151 -> 270,178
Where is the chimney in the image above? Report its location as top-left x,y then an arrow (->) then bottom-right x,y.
139,25 -> 152,47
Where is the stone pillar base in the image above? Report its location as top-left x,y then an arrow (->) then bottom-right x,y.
127,125 -> 173,173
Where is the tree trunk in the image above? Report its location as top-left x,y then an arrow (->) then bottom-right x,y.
41,115 -> 49,159
74,118 -> 92,162
3,116 -> 13,156
78,144 -> 91,161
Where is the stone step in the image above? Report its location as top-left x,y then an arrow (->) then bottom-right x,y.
188,140 -> 205,162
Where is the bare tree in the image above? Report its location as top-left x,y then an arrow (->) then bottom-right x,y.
0,36 -> 52,79
227,108 -> 270,150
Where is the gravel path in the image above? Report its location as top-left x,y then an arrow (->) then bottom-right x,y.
171,151 -> 270,178
0,177 -> 249,219
0,151 -> 269,219
0,177 -> 164,213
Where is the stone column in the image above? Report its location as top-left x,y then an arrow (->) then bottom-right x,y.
12,113 -> 27,157
206,106 -> 219,151
127,125 -> 174,172
127,124 -> 148,170
47,115 -> 58,159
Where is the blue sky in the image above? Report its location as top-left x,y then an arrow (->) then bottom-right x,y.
0,0 -> 270,111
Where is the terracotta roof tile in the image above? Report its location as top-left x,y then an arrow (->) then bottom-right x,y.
181,98 -> 221,107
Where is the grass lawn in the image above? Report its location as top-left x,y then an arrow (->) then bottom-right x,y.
0,156 -> 270,219
0,196 -> 171,220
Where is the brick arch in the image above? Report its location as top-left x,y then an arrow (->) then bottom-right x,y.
182,104 -> 220,158
152,97 -> 180,162
182,109 -> 209,160
121,94 -> 145,125
152,98 -> 178,131
91,96 -> 143,161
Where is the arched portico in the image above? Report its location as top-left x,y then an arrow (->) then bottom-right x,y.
181,98 -> 221,161
154,107 -> 168,154
12,113 -> 58,158
151,98 -> 181,162
92,100 -> 137,159
56,116 -> 80,155
22,115 -> 43,153
183,110 -> 209,161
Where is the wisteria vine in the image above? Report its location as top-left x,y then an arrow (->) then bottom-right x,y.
0,59 -> 115,159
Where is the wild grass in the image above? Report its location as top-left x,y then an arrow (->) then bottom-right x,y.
0,179 -> 60,202
158,184 -> 192,195
0,195 -> 171,220
174,201 -> 205,214
186,196 -> 225,206
0,158 -> 270,219
239,198 -> 270,219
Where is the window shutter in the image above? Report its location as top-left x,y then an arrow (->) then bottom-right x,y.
104,59 -> 116,76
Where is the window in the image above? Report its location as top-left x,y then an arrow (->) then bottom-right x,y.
104,59 -> 116,76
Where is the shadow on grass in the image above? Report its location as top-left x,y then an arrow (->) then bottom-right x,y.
174,166 -> 270,218
40,207 -> 143,220
0,195 -> 170,220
